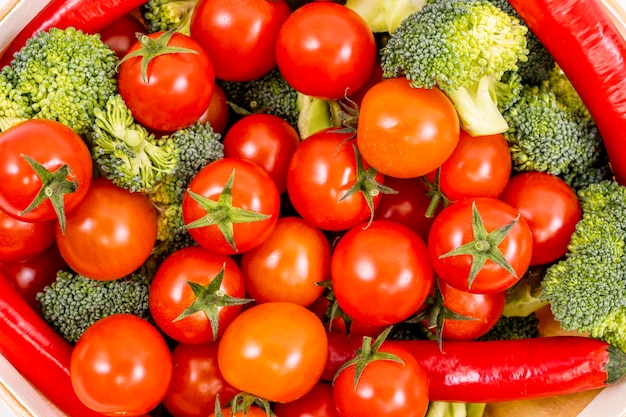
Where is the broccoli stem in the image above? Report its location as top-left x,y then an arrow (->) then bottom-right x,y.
606,345 -> 626,384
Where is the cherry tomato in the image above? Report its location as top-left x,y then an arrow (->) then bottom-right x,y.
0,208 -> 56,263
499,171 -> 582,265
286,128 -> 386,231
273,382 -> 340,417
0,119 -> 92,227
198,83 -> 230,135
149,246 -> 248,344
223,114 -> 300,194
276,2 -> 376,99
356,77 -> 460,178
240,216 -> 330,306
217,301 -> 328,403
118,31 -> 215,132
331,220 -> 434,327
163,342 -> 238,417
70,314 -> 173,416
190,0 -> 291,81
333,343 -> 429,417
428,198 -> 533,294
182,158 -> 281,255
99,13 -> 146,58
55,177 -> 158,281
426,130 -> 512,202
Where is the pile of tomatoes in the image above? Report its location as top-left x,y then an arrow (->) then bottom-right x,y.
0,0 -> 589,416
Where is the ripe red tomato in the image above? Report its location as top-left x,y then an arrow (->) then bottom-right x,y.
198,83 -> 230,135
273,382 -> 340,417
428,198 -> 533,294
99,13 -> 146,58
240,216 -> 330,306
190,0 -> 291,81
331,220 -> 434,327
0,209 -> 56,263
0,119 -> 92,227
217,301 -> 328,403
426,130 -> 512,202
55,177 -> 158,281
182,157 -> 281,255
149,246 -> 248,344
286,128 -> 386,231
425,279 -> 506,341
356,77 -> 460,178
223,114 -> 301,194
276,2 -> 376,99
70,314 -> 173,416
118,31 -> 215,132
499,171 -> 582,266
163,342 -> 238,417
333,343 -> 429,417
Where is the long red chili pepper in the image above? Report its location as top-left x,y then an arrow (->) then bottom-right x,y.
0,273 -> 105,417
506,0 -> 626,186
0,0 -> 147,69
324,332 -> 626,402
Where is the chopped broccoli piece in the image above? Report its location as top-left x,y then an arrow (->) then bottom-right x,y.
218,67 -> 300,128
381,0 -> 528,136
502,266 -> 550,317
426,402 -> 486,417
0,27 -> 118,135
479,313 -> 540,341
141,0 -> 198,36
37,270 -> 151,343
541,180 -> 626,351
344,0 -> 427,34
153,202 -> 197,259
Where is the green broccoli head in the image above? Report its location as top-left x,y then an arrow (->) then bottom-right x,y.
479,313 -> 540,341
541,181 -> 626,351
37,270 -> 151,343
0,70 -> 31,131
381,0 -> 528,136
153,202 -> 197,259
141,0 -> 198,36
2,27 -> 118,135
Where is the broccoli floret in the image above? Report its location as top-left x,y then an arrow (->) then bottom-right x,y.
153,202 -> 197,259
541,180 -> 626,351
0,27 -> 118,135
89,94 -> 176,193
141,0 -> 198,36
37,270 -> 151,343
381,0 -> 528,136
149,121 -> 224,205
218,67 -> 300,128
502,84 -> 606,188
479,313 -> 540,341
502,266 -> 550,317
344,0 -> 427,34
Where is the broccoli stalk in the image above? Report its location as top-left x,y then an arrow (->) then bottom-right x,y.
141,0 -> 198,35
425,402 -> 487,417
381,0 -> 528,136
344,0 -> 427,34
0,27 -> 118,135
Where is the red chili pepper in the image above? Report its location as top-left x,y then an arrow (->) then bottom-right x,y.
0,272 -> 105,417
324,332 -> 626,402
0,0 -> 147,69
507,0 -> 626,186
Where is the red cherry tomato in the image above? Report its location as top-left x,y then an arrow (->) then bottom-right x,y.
0,208 -> 56,263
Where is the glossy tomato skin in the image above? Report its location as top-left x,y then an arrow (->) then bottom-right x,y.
217,301 -> 328,403
428,198 -> 533,294
333,343 -> 429,417
99,13 -> 146,58
331,220 -> 434,327
55,177 -> 158,281
273,382 -> 340,417
198,83 -> 230,135
499,171 -> 582,266
223,114 -> 301,194
182,158 -> 281,255
286,128 -> 384,231
428,130 -> 512,202
163,342 -> 238,417
118,31 -> 214,132
356,77 -> 460,178
276,2 -> 376,99
70,314 -> 173,416
0,119 -> 92,224
240,216 -> 330,306
0,209 -> 56,263
149,246 -> 247,344
190,0 -> 291,81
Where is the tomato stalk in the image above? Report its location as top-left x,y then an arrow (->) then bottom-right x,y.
0,273 -> 105,417
324,332 -> 626,402
507,0 -> 626,186
0,0 -> 147,69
